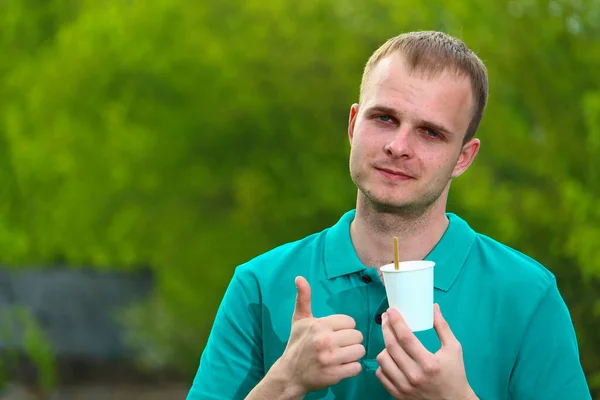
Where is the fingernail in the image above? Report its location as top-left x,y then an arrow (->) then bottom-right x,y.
382,312 -> 388,323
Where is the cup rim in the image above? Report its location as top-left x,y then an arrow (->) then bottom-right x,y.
380,260 -> 435,273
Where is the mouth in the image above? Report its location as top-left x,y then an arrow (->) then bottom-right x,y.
374,167 -> 415,181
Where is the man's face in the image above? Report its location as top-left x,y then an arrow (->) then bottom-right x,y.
348,54 -> 480,214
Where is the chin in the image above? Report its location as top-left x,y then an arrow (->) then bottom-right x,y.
363,190 -> 414,210
375,199 -> 415,211
360,186 -> 440,215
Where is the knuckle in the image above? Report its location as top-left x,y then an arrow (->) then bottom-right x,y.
408,371 -> 424,386
317,348 -> 333,366
349,362 -> 362,377
376,350 -> 387,364
397,331 -> 414,346
454,340 -> 463,353
355,330 -> 364,343
314,334 -> 331,350
344,316 -> 357,329
309,319 -> 323,333
422,358 -> 441,375
385,339 -> 400,355
350,345 -> 365,362
446,339 -> 462,354
357,344 -> 366,358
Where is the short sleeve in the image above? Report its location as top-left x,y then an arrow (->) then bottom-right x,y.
508,277 -> 591,400
186,267 -> 264,399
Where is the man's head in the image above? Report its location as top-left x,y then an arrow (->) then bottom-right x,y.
348,31 -> 489,214
359,31 -> 488,143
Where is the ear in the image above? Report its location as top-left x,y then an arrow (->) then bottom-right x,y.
348,103 -> 360,144
451,138 -> 480,178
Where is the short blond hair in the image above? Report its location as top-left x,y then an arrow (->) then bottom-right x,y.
360,31 -> 488,142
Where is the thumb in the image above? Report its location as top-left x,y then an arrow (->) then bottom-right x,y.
433,303 -> 458,348
292,276 -> 312,323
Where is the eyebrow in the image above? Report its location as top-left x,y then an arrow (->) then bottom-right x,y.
364,105 -> 455,137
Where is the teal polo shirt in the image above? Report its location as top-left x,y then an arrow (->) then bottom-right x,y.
187,210 -> 591,399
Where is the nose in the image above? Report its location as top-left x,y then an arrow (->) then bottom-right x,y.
384,126 -> 413,158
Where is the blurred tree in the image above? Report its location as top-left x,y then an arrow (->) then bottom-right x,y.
0,0 -> 599,395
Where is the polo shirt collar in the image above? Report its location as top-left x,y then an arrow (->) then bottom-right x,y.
324,210 -> 367,279
425,213 -> 476,291
323,210 -> 476,292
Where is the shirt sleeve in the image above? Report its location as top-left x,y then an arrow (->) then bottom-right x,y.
508,277 -> 591,400
186,266 -> 264,399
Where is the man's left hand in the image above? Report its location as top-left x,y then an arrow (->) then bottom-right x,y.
375,304 -> 478,400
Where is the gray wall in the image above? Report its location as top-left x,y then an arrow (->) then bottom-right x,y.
0,268 -> 153,360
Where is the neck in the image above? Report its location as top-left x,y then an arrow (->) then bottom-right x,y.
350,194 -> 449,268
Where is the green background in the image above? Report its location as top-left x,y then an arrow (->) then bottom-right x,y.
1,0 -> 599,396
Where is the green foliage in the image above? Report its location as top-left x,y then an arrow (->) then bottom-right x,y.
18,307 -> 57,392
0,0 -> 599,395
0,306 -> 57,392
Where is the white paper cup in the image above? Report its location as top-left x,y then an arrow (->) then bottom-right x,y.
380,260 -> 435,332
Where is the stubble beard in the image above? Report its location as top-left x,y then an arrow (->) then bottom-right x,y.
352,168 -> 449,220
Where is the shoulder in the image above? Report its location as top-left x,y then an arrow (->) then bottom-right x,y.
465,230 -> 576,355
472,232 -> 555,287
469,231 -> 559,317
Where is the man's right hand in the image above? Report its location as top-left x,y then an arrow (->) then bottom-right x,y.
271,276 -> 365,396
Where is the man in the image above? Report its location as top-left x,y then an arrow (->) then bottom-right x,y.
187,31 -> 591,399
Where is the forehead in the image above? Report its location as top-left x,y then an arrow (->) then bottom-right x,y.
362,55 -> 474,134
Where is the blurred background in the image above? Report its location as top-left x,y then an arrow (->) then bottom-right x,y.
0,0 -> 599,398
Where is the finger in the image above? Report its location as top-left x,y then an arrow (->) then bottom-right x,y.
320,314 -> 357,331
292,276 -> 312,323
376,350 -> 410,396
381,312 -> 421,379
331,329 -> 363,347
433,303 -> 458,348
331,361 -> 362,380
375,367 -> 403,399
330,343 -> 366,364
385,309 -> 434,367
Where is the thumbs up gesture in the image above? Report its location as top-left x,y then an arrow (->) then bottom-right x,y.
272,276 -> 366,396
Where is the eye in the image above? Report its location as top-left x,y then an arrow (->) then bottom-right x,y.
378,115 -> 394,123
422,128 -> 441,139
